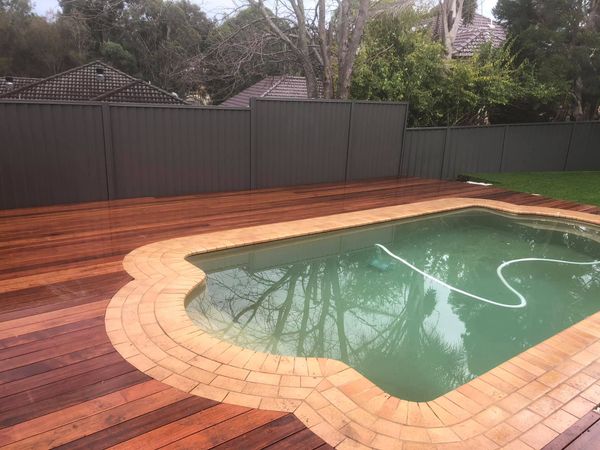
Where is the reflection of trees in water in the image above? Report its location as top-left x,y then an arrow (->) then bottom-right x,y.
186,211 -> 600,400
444,220 -> 600,375
188,242 -> 470,400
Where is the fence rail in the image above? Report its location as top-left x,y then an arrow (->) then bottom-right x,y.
0,98 -> 598,210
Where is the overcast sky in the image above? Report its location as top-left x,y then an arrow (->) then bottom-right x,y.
33,0 -> 497,20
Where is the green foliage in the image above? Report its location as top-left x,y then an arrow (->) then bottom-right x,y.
494,0 -> 600,120
0,0 -> 85,75
445,43 -> 557,124
100,41 -> 137,74
117,0 -> 214,95
351,11 -> 554,126
3,0 -> 596,117
461,0 -> 477,23
1,0 -> 214,97
351,12 -> 447,126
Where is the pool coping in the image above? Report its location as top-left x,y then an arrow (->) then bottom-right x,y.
105,198 -> 600,449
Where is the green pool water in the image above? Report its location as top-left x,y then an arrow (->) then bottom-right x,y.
185,208 -> 600,401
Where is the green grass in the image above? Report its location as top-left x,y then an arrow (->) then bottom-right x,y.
464,171 -> 600,207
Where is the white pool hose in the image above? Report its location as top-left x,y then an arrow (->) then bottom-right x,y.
375,244 -> 600,309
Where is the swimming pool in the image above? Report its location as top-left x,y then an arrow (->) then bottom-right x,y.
186,208 -> 600,401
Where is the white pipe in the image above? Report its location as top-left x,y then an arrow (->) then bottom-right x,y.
375,244 -> 600,309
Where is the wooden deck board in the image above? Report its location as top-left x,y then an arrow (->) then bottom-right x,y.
1,177 -> 599,449
543,411 -> 600,449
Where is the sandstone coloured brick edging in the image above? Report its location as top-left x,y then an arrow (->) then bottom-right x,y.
105,198 -> 600,449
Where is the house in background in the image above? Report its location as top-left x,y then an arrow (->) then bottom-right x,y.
432,13 -> 507,58
221,76 -> 322,108
0,61 -> 185,104
221,14 -> 506,107
0,76 -> 41,95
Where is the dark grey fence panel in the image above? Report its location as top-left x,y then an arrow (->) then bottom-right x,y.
400,128 -> 447,178
442,126 -> 505,179
346,102 -> 408,181
110,106 -> 251,198
252,99 -> 352,188
501,123 -> 573,172
565,122 -> 600,170
0,102 -> 108,209
2,98 -> 598,211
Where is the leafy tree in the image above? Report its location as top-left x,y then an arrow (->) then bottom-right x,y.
100,40 -> 137,74
243,0 -> 412,99
59,0 -> 126,51
351,12 -> 447,125
351,10 -> 555,126
1,0 -> 85,76
443,43 -> 556,124
51,0 -> 214,96
494,0 -> 600,120
0,0 -> 33,74
118,0 -> 214,95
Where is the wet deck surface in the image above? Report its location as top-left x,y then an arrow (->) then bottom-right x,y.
1,177 -> 599,449
544,410 -> 600,449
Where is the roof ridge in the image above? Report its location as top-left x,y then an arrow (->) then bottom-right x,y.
94,60 -> 139,82
0,60 -> 104,99
454,29 -> 497,56
261,76 -> 286,97
0,76 -> 40,81
93,60 -> 183,102
0,60 -> 184,103
136,79 -> 184,103
91,79 -> 141,101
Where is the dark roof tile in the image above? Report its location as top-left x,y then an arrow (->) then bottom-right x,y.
221,76 -> 321,107
432,13 -> 507,58
0,76 -> 40,95
0,61 -> 184,104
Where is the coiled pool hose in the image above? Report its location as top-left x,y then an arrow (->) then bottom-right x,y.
375,244 -> 600,309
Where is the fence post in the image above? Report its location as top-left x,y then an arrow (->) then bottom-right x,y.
101,103 -> 116,200
562,122 -> 577,171
499,125 -> 508,173
344,102 -> 355,182
439,127 -> 449,179
397,104 -> 409,178
249,98 -> 257,190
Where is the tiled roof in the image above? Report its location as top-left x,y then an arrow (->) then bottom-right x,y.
221,76 -> 321,107
0,61 -> 185,104
0,76 -> 40,95
453,14 -> 507,57
432,13 -> 507,58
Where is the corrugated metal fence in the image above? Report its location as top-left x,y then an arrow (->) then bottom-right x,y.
0,102 -> 109,209
1,98 -> 598,210
107,104 -> 251,199
0,98 -> 408,209
401,122 -> 600,179
250,99 -> 408,188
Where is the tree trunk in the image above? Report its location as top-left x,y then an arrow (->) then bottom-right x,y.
288,0 -> 319,98
251,0 -> 319,97
572,1 -> 600,120
337,0 -> 369,98
572,76 -> 585,121
439,0 -> 464,59
588,0 -> 600,29
303,64 -> 319,98
318,0 -> 333,98
250,0 -> 374,99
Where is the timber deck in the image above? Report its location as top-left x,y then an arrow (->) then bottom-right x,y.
1,177 -> 599,449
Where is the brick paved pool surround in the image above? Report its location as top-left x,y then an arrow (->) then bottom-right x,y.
105,198 -> 600,449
